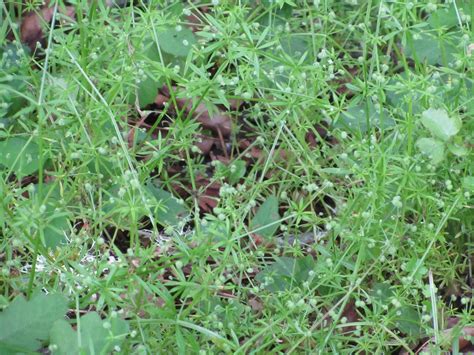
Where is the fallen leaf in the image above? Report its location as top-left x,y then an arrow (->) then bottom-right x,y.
339,300 -> 360,333
160,86 -> 232,136
21,5 -> 75,50
196,176 -> 221,212
400,322 -> 474,354
185,6 -> 209,32
248,296 -> 264,312
195,135 -> 217,155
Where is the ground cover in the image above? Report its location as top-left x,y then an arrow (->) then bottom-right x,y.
0,0 -> 473,353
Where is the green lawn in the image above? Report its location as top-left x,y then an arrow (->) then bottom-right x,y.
0,0 -> 473,353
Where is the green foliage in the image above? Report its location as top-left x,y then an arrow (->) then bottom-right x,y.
370,283 -> 421,336
50,312 -> 129,355
0,293 -> 68,354
0,44 -> 30,119
0,137 -> 39,178
250,195 -> 280,238
219,159 -> 247,184
0,1 -> 472,353
338,101 -> 395,133
146,182 -> 189,226
416,108 -> 463,164
256,256 -> 315,291
157,28 -> 196,58
416,137 -> 445,164
420,108 -> 461,142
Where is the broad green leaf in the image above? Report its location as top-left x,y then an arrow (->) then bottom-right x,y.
447,142 -> 468,157
462,177 -> 474,191
166,2 -> 184,17
405,32 -> 439,65
258,1 -> 293,27
43,207 -> 70,249
404,259 -> 428,281
250,195 -> 280,239
256,256 -> 316,291
395,306 -> 422,336
157,28 -> 196,57
0,44 -> 30,118
370,283 -> 394,303
427,5 -> 459,29
228,160 -> 246,184
135,74 -> 162,107
279,35 -> 311,62
50,312 -> 128,355
0,293 -> 68,354
146,183 -> 189,226
405,31 -> 459,66
0,77 -> 27,118
31,183 -> 71,249
370,283 -> 421,336
385,76 -> 422,114
421,108 -> 461,141
337,101 -> 395,133
416,137 -> 445,164
0,137 -> 39,178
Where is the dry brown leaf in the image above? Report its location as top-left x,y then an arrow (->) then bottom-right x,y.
195,135 -> 217,155
185,6 -> 209,32
400,321 -> 474,355
415,326 -> 474,354
195,177 -> 221,212
160,86 -> 232,136
248,296 -> 264,312
21,5 -> 75,50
